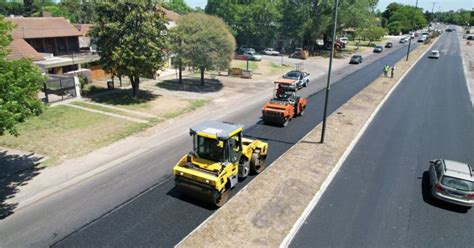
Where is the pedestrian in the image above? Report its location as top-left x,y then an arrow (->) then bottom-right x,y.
391,65 -> 396,78
383,64 -> 389,77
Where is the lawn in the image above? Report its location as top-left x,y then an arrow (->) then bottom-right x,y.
270,62 -> 292,73
231,60 -> 259,71
0,105 -> 149,166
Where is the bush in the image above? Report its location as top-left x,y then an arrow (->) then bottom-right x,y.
79,76 -> 89,94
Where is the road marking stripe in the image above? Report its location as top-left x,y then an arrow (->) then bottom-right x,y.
279,35 -> 441,248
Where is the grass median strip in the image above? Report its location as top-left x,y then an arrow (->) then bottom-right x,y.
178,40 -> 436,247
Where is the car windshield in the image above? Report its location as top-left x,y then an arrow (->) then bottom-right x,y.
285,71 -> 301,78
195,135 -> 224,162
441,176 -> 474,192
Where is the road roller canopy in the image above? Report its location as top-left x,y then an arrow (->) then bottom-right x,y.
274,79 -> 297,85
190,120 -> 243,140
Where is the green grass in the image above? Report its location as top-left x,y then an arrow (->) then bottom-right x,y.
0,105 -> 149,166
71,101 -> 150,120
231,60 -> 258,71
270,62 -> 292,73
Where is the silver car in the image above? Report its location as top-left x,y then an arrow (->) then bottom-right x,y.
429,159 -> 474,208
428,50 -> 440,59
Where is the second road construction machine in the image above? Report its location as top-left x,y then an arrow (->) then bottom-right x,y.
262,79 -> 308,127
173,121 -> 268,207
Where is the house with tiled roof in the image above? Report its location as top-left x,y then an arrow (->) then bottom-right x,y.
5,16 -> 99,76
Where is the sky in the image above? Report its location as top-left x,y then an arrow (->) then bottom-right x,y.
184,0 -> 473,12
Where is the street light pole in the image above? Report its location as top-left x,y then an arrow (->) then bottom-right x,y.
406,0 -> 419,61
320,0 -> 339,143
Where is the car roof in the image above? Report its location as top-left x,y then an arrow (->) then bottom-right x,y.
431,50 -> 439,53
352,55 -> 362,57
442,159 -> 474,181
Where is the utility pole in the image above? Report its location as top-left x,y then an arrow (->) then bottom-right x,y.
406,0 -> 419,61
320,0 -> 339,143
431,2 -> 437,13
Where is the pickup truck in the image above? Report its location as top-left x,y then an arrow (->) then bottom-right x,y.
282,70 -> 310,89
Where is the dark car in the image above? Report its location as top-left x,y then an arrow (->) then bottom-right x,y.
373,46 -> 383,53
385,42 -> 393,48
349,55 -> 363,64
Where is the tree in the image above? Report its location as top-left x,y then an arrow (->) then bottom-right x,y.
0,15 -> 44,136
163,0 -> 191,15
59,0 -> 95,24
359,26 -> 385,45
382,3 -> 427,34
91,1 -> 168,97
175,13 -> 235,85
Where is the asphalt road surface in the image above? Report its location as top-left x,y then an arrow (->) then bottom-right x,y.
290,32 -> 474,247
0,42 -> 416,248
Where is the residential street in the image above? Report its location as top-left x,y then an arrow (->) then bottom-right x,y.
290,31 -> 474,247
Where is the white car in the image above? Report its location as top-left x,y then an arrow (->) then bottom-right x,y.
263,48 -> 280,56
428,50 -> 440,59
243,51 -> 262,61
338,37 -> 349,45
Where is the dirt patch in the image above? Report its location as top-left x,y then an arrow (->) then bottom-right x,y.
178,38 -> 436,248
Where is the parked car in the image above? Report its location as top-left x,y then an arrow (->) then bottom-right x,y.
429,159 -> 474,208
385,42 -> 393,48
338,37 -> 349,45
289,48 -> 309,60
349,54 -> 363,64
428,50 -> 440,59
243,51 -> 262,61
467,35 -> 474,40
399,38 -> 408,43
239,46 -> 255,53
282,70 -> 310,89
373,45 -> 383,53
263,48 -> 280,56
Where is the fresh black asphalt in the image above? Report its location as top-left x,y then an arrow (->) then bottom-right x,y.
290,33 -> 474,247
52,43 -> 421,247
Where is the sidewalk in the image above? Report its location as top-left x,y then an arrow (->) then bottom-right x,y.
457,29 -> 474,106
2,40 -> 405,211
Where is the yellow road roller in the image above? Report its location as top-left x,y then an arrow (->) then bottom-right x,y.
173,121 -> 268,207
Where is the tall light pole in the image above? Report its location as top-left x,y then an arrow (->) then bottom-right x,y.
406,0 -> 419,61
320,0 -> 339,143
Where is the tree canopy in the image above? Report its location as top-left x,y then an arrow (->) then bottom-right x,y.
382,3 -> 428,34
174,13 -> 235,84
0,15 -> 44,136
163,0 -> 192,15
205,0 -> 379,51
91,1 -> 169,97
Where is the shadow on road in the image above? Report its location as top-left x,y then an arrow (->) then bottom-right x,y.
157,78 -> 223,93
421,171 -> 469,214
0,150 -> 44,219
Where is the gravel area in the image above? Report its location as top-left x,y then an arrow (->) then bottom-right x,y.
458,28 -> 473,106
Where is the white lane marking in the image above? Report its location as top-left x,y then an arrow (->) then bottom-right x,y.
279,35 -> 441,248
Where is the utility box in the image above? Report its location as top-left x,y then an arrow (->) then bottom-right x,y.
241,70 -> 253,79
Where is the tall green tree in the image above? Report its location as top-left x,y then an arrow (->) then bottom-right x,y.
91,1 -> 168,97
59,0 -> 95,23
175,13 -> 235,85
0,15 -> 44,136
382,3 -> 427,34
163,0 -> 192,15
